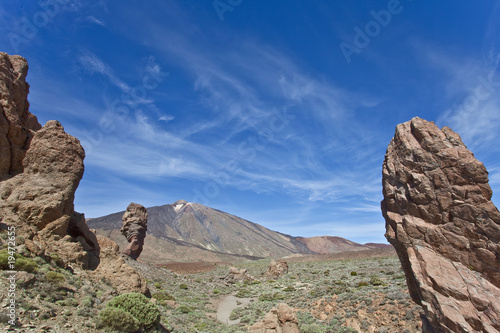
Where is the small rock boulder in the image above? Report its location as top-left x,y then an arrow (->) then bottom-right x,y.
266,259 -> 289,279
221,266 -> 254,285
249,303 -> 299,333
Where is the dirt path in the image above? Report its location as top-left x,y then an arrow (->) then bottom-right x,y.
216,294 -> 255,325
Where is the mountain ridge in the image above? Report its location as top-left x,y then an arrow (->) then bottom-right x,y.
88,200 -> 388,263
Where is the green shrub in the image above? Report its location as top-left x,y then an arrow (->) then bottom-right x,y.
236,288 -> 251,298
229,307 -> 245,320
283,285 -> 296,292
107,293 -> 160,329
259,292 -> 285,302
153,282 -> 162,289
0,250 -> 38,273
177,305 -> 192,314
99,307 -> 139,333
358,281 -> 369,287
152,291 -> 175,302
213,289 -> 221,295
81,297 -> 93,308
194,322 -> 208,330
45,271 -> 65,284
350,271 -> 357,276
370,277 -> 384,286
300,323 -> 324,333
179,283 -> 188,290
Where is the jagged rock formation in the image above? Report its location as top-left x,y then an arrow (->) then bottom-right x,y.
248,303 -> 299,333
381,117 -> 500,332
0,52 -> 99,268
121,202 -> 148,260
0,110 -> 99,268
0,52 -> 147,294
266,259 -> 289,279
0,52 -> 41,178
220,266 -> 254,285
92,235 -> 148,294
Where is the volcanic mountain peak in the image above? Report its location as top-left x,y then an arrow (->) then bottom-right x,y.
88,200 -> 388,263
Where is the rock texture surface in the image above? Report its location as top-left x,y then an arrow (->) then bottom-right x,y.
120,202 -> 148,260
91,235 -> 149,294
0,118 -> 100,268
221,266 -> 254,285
248,303 -> 299,333
0,52 -> 41,178
381,117 -> 500,332
266,259 -> 289,279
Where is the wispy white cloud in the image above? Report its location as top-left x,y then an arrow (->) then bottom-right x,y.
436,51 -> 500,151
86,5 -> 387,207
78,50 -> 131,91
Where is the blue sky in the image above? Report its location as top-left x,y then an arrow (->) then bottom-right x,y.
1,1 -> 499,243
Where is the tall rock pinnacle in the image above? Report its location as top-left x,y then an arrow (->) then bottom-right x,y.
121,202 -> 148,260
381,117 -> 500,332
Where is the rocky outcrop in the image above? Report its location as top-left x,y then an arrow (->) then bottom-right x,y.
0,52 -> 41,178
381,117 -> 500,332
0,53 -> 148,294
121,202 -> 148,260
221,267 -> 254,285
248,303 -> 299,333
0,118 -> 100,269
91,235 -> 148,294
266,259 -> 289,279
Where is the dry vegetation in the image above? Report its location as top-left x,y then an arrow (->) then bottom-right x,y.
1,228 -> 421,332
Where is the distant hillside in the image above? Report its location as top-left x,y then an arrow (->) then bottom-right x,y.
88,200 -> 388,263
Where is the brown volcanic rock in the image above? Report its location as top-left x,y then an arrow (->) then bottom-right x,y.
266,259 -> 289,279
0,53 -> 147,294
381,117 -> 500,332
221,266 -> 254,285
0,119 -> 99,268
91,235 -> 148,294
0,52 -> 41,178
121,202 -> 148,260
249,303 -> 299,333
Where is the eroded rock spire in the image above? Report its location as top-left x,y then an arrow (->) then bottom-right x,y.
381,117 -> 500,332
121,202 -> 148,260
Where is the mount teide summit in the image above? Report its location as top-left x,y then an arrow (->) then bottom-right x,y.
88,200 -> 387,263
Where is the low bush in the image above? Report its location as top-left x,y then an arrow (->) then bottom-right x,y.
0,250 -> 38,273
106,293 -> 160,329
99,307 -> 139,333
258,292 -> 285,302
152,291 -> 175,303
45,271 -> 65,284
229,307 -> 245,321
370,277 -> 384,286
177,305 -> 192,314
236,288 -> 252,298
